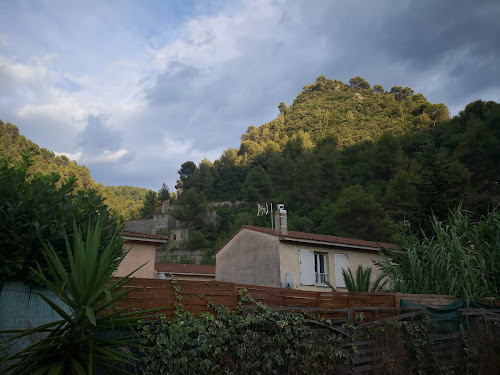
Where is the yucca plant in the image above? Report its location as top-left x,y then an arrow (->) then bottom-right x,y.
0,219 -> 150,375
326,265 -> 388,292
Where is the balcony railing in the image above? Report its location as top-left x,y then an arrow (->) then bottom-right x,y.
315,272 -> 328,285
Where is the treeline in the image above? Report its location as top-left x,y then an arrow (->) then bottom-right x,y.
169,76 -> 499,255
0,120 -> 150,220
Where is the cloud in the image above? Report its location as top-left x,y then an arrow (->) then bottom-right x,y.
77,115 -> 123,154
83,149 -> 129,165
1,0 -> 500,191
54,151 -> 82,162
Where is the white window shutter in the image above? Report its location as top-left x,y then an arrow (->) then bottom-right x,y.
299,250 -> 315,285
334,254 -> 348,288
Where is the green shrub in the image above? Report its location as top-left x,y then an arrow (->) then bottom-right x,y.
140,292 -> 343,374
0,218 -> 150,374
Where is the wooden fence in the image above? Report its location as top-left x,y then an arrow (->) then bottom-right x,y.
112,278 -> 500,322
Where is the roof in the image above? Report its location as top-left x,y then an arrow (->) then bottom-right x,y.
122,230 -> 168,244
215,225 -> 397,256
155,263 -> 215,276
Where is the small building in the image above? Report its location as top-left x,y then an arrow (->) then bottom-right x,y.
115,230 -> 168,279
169,228 -> 189,246
155,263 -> 216,281
215,204 -> 396,291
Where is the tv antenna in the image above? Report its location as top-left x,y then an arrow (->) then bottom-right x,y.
257,202 -> 269,216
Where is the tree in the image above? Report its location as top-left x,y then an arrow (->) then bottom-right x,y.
175,188 -> 208,230
0,151 -> 123,285
278,102 -> 288,115
140,190 -> 159,218
390,86 -> 413,102
365,132 -> 405,181
382,164 -> 421,229
186,230 -> 208,250
158,182 -> 170,202
349,76 -> 370,90
315,134 -> 342,196
331,185 -> 391,241
190,158 -> 214,198
241,165 -> 274,202
372,85 -> 384,94
427,103 -> 450,127
176,161 -> 197,192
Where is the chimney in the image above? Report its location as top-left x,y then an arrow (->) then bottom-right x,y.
275,204 -> 288,235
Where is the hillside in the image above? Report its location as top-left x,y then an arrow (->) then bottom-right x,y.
171,76 -> 499,255
0,120 -> 150,220
236,75 -> 449,164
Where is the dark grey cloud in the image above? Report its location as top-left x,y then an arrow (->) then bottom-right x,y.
78,115 -> 122,154
2,0 -> 500,191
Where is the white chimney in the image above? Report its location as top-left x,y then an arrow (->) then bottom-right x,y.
275,204 -> 287,234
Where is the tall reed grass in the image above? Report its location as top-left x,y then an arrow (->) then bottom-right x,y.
382,205 -> 500,302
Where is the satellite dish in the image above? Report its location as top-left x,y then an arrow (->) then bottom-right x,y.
158,273 -> 167,279
284,273 -> 294,289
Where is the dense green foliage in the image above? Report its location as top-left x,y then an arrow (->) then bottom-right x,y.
327,265 -> 388,293
102,185 -> 151,220
382,205 -> 500,301
169,76 -> 499,257
140,286 -> 492,374
141,299 -> 336,374
0,120 -> 151,220
1,219 -> 151,375
0,152 -> 123,285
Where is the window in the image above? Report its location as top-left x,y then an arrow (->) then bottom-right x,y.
314,253 -> 327,284
299,250 -> 328,286
334,254 -> 348,288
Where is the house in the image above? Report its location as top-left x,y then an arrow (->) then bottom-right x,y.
114,230 -> 168,279
215,204 -> 397,291
155,263 -> 216,281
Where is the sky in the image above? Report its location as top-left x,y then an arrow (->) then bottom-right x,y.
1,0 -> 499,191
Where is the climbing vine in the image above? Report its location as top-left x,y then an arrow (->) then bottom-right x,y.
138,282 -> 495,374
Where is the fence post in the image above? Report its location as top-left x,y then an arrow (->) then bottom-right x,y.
232,282 -> 238,312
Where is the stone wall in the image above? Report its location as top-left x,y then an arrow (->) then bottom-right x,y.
155,248 -> 205,264
125,213 -> 185,234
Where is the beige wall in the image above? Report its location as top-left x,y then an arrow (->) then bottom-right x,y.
278,241 -> 384,291
216,230 -> 282,287
115,240 -> 157,279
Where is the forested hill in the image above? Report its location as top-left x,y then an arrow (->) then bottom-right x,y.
173,76 -> 499,249
0,120 -> 149,220
236,75 -> 449,164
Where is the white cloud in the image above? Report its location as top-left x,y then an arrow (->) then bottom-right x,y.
83,149 -> 129,165
54,151 -> 82,162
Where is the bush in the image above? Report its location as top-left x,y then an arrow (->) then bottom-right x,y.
1,219 -> 149,374
140,291 -> 344,375
0,151 -> 123,285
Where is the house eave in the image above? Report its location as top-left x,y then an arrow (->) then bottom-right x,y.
279,236 -> 381,251
123,236 -> 167,245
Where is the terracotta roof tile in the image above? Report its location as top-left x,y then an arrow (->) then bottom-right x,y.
155,263 -> 215,275
214,225 -> 397,256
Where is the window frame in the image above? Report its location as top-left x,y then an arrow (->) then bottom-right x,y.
299,250 -> 329,286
